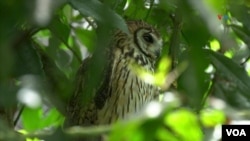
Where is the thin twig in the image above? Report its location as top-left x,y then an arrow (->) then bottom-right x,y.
198,76 -> 215,112
13,105 -> 25,127
169,13 -> 183,70
161,61 -> 188,91
23,125 -> 112,139
145,0 -> 155,21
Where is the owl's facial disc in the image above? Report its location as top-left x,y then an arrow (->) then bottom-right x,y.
134,28 -> 162,60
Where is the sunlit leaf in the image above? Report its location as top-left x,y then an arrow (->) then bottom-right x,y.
164,109 -> 203,141
109,120 -> 143,141
40,108 -> 64,128
21,107 -> 43,132
210,39 -> 220,51
22,107 -> 64,132
200,109 -> 226,127
156,127 -> 179,141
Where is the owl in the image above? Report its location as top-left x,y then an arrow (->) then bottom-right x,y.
66,20 -> 162,127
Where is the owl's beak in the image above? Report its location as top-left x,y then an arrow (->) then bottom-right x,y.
155,50 -> 161,58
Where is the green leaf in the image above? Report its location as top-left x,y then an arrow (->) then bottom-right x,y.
124,0 -> 147,19
208,50 -> 250,107
40,108 -> 64,128
48,16 -> 70,46
178,49 -> 210,109
14,40 -> 43,77
21,107 -> 43,132
200,109 -> 226,127
22,107 -> 64,132
231,25 -> 250,46
69,0 -> 128,33
229,2 -> 250,32
164,109 -> 203,141
176,2 -> 211,110
109,120 -> 143,141
102,0 -> 127,15
156,127 -> 180,141
74,28 -> 96,53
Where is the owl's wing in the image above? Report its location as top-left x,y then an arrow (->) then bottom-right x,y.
66,57 -> 95,126
66,52 -> 113,126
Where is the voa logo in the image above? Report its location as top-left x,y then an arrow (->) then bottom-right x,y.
226,129 -> 246,136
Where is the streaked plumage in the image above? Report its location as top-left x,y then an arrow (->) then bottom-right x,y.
66,20 -> 162,126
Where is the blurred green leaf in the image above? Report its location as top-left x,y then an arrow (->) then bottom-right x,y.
229,1 -> 250,31
200,109 -> 226,127
69,0 -> 128,33
0,0 -> 26,38
164,109 -> 203,141
14,40 -> 43,77
74,28 -> 96,53
138,119 -> 162,141
231,25 -> 250,46
102,0 -> 127,15
48,16 -> 81,74
49,16 -> 70,45
35,41 -> 73,106
22,107 -> 63,132
124,0 -> 147,19
178,49 -> 210,109
156,127 -> 179,141
22,107 -> 43,132
177,1 -> 211,110
109,120 -> 143,141
40,108 -> 64,128
208,50 -> 250,108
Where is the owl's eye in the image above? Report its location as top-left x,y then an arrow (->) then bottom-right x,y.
143,33 -> 154,43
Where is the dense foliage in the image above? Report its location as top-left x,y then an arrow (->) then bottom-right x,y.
0,0 -> 250,141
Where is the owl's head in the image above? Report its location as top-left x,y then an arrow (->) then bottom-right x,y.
112,20 -> 162,69
126,20 -> 162,60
